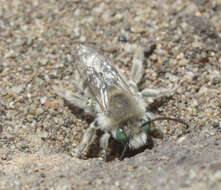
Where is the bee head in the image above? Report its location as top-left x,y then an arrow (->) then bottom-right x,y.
112,118 -> 153,158
113,117 -> 188,159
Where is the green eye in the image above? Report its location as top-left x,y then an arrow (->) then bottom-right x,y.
116,128 -> 128,144
140,119 -> 150,133
143,123 -> 150,133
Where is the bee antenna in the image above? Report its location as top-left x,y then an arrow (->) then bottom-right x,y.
142,117 -> 189,130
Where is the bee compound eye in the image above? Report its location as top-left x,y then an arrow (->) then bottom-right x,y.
143,123 -> 151,133
116,128 -> 128,144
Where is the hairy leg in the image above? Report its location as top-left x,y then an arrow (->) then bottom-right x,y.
141,83 -> 178,103
53,85 -> 99,116
99,132 -> 111,161
130,46 -> 145,84
74,121 -> 98,158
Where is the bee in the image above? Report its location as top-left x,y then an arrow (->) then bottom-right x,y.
53,44 -> 188,160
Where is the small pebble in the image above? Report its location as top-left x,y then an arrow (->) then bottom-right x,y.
177,136 -> 187,144
118,35 -> 127,42
184,71 -> 195,81
10,85 -> 24,95
212,122 -> 220,128
40,97 -> 47,104
49,69 -> 58,79
213,171 -> 221,181
179,59 -> 189,66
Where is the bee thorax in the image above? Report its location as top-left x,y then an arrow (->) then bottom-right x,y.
107,91 -> 146,124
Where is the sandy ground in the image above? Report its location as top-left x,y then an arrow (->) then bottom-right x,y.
0,0 -> 221,189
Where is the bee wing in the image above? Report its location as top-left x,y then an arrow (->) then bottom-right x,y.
76,44 -> 132,112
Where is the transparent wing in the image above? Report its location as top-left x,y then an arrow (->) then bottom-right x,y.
76,44 -> 132,112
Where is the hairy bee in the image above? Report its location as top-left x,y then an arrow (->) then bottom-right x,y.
53,44 -> 187,160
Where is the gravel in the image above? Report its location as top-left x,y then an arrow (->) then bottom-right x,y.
0,0 -> 221,189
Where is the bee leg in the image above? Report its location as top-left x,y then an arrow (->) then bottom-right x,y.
74,121 -> 98,158
99,132 -> 110,161
141,83 -> 178,104
53,85 -> 98,116
53,86 -> 87,108
131,46 -> 145,84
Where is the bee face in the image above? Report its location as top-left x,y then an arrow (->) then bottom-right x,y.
112,118 -> 151,150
